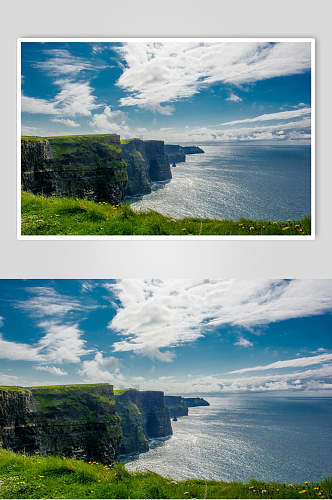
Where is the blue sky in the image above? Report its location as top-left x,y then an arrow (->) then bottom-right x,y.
1,279 -> 332,394
21,41 -> 312,144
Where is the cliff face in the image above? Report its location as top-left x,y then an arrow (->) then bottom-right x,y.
165,145 -> 205,165
164,396 -> 188,418
115,389 -> 172,455
21,135 -> 128,205
183,397 -> 210,407
144,140 -> 172,181
165,396 -> 209,418
164,145 -> 186,164
181,146 -> 204,155
0,385 -> 122,463
121,139 -> 151,196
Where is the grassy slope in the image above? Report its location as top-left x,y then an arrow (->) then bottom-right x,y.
21,192 -> 311,236
0,450 -> 331,499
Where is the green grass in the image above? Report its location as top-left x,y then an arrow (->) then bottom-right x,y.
21,192 -> 311,236
0,449 -> 330,499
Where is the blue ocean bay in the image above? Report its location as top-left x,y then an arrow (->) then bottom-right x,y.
129,144 -> 311,221
124,395 -> 332,483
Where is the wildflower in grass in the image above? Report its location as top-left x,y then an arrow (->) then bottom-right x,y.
314,487 -> 319,490
55,214 -> 60,217
249,226 -> 255,230
38,475 -> 45,478
304,482 -> 309,484
299,490 -> 308,493
282,226 -> 290,230
19,481 -> 25,484
276,489 -> 279,492
261,489 -> 267,493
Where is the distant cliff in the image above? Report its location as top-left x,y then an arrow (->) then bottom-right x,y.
165,144 -> 205,165
115,389 -> 172,455
21,135 -> 128,205
165,396 -> 209,418
0,384 -> 122,463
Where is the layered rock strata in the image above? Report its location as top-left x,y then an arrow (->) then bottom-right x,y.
115,389 -> 172,455
21,135 -> 128,205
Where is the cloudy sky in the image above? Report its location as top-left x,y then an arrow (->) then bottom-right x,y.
1,279 -> 331,395
21,40 -> 312,144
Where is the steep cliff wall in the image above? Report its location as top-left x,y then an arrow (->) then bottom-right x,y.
164,145 -> 186,164
165,396 -> 209,418
115,389 -> 172,455
144,140 -> 172,181
21,135 -> 128,205
121,139 -> 151,196
0,385 -> 122,463
165,144 -> 205,165
164,396 -> 188,418
183,397 -> 210,407
181,146 -> 204,155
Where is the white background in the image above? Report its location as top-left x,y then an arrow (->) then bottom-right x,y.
0,0 -> 331,279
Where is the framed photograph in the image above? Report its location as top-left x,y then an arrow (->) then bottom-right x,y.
17,38 -> 315,239
0,278 -> 331,499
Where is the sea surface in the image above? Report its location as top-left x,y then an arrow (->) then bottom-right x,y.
124,395 -> 332,483
129,144 -> 311,221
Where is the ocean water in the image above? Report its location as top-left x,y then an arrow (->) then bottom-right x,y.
129,144 -> 311,221
124,395 -> 332,483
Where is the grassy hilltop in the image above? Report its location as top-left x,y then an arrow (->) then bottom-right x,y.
21,192 -> 311,236
0,449 -> 331,499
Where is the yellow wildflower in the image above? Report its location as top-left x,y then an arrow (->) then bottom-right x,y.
282,226 -> 290,230
299,490 -> 308,494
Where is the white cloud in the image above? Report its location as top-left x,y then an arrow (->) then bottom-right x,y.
0,334 -> 41,361
90,106 -> 128,133
229,353 -> 332,374
220,106 -> 311,126
0,373 -> 21,386
34,365 -> 68,376
37,321 -> 92,364
79,352 -> 123,384
116,42 -> 310,113
0,321 -> 91,365
35,49 -> 102,77
226,92 -> 242,103
51,118 -> 80,127
106,280 -> 332,360
16,286 -> 90,318
22,80 -> 100,117
234,337 -> 253,348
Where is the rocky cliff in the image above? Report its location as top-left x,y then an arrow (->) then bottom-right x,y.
183,397 -> 210,407
121,139 -> 151,196
181,146 -> 204,155
164,145 -> 186,164
115,389 -> 172,455
21,135 -> 128,205
165,145 -> 205,165
0,385 -> 122,463
164,396 -> 188,418
144,140 -> 172,181
0,385 -> 174,461
165,395 -> 209,418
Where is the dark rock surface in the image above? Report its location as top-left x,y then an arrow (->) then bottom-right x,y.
121,139 -> 152,196
115,389 -> 172,455
144,140 -> 172,181
181,146 -> 205,154
0,385 -> 122,463
164,396 -> 189,418
165,395 -> 209,418
164,145 -> 186,164
21,135 -> 128,205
